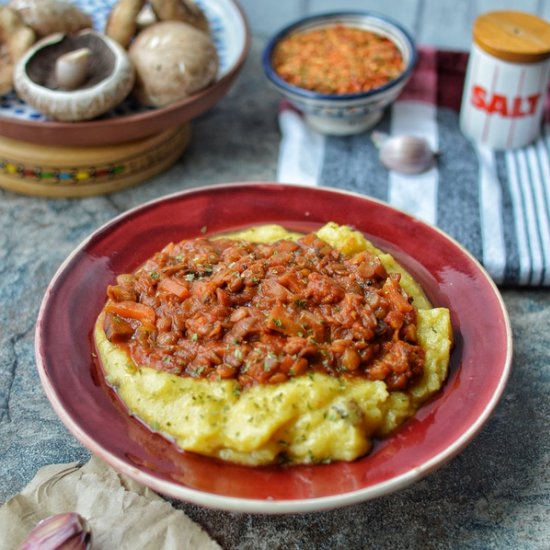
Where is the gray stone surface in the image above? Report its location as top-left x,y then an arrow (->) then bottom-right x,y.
1,22 -> 549,550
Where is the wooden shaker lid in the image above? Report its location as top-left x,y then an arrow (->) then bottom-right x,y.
473,11 -> 550,63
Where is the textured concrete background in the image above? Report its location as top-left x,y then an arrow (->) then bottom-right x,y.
1,1 -> 549,549
241,0 -> 550,49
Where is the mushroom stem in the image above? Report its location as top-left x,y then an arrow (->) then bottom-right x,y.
55,47 -> 91,90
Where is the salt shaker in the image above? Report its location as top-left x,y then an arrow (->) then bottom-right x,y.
460,11 -> 550,149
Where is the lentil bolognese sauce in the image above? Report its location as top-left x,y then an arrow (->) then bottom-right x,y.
103,231 -> 425,392
271,25 -> 404,95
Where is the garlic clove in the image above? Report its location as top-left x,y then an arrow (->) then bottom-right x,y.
55,47 -> 91,90
373,132 -> 437,175
18,512 -> 92,550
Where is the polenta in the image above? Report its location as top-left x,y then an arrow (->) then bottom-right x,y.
95,222 -> 452,466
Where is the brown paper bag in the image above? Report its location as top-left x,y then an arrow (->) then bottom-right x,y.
0,457 -> 220,550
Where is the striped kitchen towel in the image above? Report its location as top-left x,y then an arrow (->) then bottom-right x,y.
277,47 -> 550,286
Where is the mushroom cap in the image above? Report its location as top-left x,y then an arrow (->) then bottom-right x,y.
149,0 -> 209,33
0,5 -> 35,94
105,0 -> 146,49
9,0 -> 92,38
14,30 -> 135,121
128,20 -> 218,107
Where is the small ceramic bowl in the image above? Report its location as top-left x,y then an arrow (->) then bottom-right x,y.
262,11 -> 417,136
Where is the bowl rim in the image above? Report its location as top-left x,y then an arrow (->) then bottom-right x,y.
261,10 -> 418,102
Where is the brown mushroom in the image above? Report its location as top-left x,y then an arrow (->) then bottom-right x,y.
14,30 -> 135,121
105,0 -> 209,49
9,0 -> 92,38
149,0 -> 209,33
0,6 -> 35,94
105,0 -> 146,49
128,20 -> 218,107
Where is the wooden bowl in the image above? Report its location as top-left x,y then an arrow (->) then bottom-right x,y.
0,124 -> 191,197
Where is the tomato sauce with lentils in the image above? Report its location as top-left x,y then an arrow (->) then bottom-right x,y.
272,25 -> 404,95
102,232 -> 424,391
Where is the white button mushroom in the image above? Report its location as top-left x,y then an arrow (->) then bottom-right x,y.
14,30 -> 135,121
128,20 -> 218,107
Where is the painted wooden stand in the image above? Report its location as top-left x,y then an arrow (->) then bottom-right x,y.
0,123 -> 191,198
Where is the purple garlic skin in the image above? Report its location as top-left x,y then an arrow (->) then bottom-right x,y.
18,512 -> 92,550
373,131 -> 437,174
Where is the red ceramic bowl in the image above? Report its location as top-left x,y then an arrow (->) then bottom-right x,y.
35,183 -> 512,514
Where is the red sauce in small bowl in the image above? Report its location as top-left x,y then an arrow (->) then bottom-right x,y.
272,24 -> 404,95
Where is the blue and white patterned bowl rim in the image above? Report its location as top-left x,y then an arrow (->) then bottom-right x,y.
0,0 -> 243,122
262,11 -> 417,103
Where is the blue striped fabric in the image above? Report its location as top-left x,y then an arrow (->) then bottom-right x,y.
277,104 -> 550,286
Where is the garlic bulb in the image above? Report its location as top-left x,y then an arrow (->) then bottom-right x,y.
18,512 -> 92,550
372,132 -> 436,175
